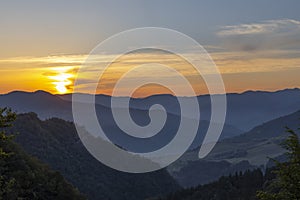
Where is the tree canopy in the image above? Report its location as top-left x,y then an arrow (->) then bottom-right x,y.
257,127 -> 300,200
0,108 -> 85,200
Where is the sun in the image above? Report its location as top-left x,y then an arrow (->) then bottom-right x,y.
55,82 -> 68,94
48,68 -> 74,94
53,73 -> 73,94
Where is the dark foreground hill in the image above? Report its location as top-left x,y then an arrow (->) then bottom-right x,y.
0,110 -> 85,200
7,113 -> 180,200
0,142 -> 86,200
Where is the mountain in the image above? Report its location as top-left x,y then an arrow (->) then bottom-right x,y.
0,90 -> 73,121
2,88 -> 300,133
168,110 -> 300,188
7,113 -> 180,200
0,90 -> 242,151
223,89 -> 300,130
204,109 -> 300,165
67,88 -> 300,131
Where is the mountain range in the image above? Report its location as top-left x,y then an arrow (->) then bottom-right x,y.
1,88 -> 300,151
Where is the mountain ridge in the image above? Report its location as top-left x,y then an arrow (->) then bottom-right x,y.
1,87 -> 299,99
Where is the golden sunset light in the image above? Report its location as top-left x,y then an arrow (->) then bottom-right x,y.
0,49 -> 300,96
51,73 -> 72,94
47,67 -> 75,94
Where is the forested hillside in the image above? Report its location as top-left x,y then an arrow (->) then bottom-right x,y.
0,108 -> 85,200
7,112 -> 180,200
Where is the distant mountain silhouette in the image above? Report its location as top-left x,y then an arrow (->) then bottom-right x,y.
1,88 -> 300,150
66,88 -> 300,131
2,88 -> 300,130
0,90 -> 241,151
1,90 -> 72,120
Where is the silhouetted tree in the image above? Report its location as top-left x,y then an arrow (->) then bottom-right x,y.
257,127 -> 300,200
0,108 -> 16,157
0,108 -> 17,197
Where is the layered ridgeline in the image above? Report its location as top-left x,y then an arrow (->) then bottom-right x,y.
168,110 -> 300,188
0,90 -> 242,151
0,109 -> 85,200
7,112 -> 180,200
1,88 -> 300,140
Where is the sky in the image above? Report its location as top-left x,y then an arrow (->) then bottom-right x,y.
1,0 -> 300,96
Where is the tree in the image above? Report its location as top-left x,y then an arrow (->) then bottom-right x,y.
257,127 -> 300,200
0,108 -> 16,157
0,108 -> 17,197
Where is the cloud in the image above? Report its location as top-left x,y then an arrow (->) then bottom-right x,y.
217,19 -> 300,36
217,19 -> 300,51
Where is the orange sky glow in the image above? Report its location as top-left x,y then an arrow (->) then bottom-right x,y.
1,49 -> 300,97
1,2 -> 300,97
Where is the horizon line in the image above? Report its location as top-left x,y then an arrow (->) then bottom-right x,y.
1,87 -> 299,99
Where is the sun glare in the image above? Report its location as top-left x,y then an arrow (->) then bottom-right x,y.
48,68 -> 74,94
55,81 -> 68,94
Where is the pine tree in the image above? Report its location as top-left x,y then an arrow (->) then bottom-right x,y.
0,108 -> 16,157
257,127 -> 300,200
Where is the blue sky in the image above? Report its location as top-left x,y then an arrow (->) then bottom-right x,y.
1,0 -> 300,57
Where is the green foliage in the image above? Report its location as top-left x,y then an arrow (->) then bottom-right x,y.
0,108 -> 85,200
0,108 -> 17,197
0,108 -> 16,157
257,127 -> 300,200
